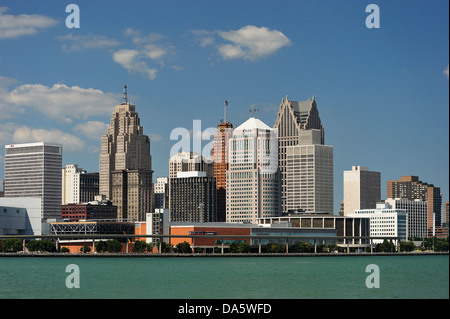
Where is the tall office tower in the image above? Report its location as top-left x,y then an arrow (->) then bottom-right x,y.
212,121 -> 233,222
99,85 -> 153,221
226,117 -> 281,223
285,129 -> 333,214
154,177 -> 169,209
4,142 -> 62,220
170,171 -> 217,223
274,95 -> 325,213
343,166 -> 381,216
62,164 -> 99,204
387,176 -> 442,233
168,151 -> 213,179
168,151 -> 213,210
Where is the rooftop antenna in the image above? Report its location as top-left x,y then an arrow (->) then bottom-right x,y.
122,84 -> 128,104
224,100 -> 228,123
250,105 -> 260,118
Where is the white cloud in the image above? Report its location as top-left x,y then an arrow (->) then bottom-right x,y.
1,81 -> 118,123
57,33 -> 120,52
0,7 -> 58,39
0,123 -> 85,152
112,28 -> 179,79
113,49 -> 158,80
217,25 -> 291,61
73,121 -> 109,140
193,25 -> 291,61
149,133 -> 164,142
444,64 -> 449,79
191,29 -> 216,47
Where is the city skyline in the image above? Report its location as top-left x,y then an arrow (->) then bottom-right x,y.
0,1 -> 448,214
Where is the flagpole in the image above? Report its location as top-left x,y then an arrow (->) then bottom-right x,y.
224,100 -> 227,123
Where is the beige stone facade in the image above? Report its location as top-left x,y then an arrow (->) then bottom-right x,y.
99,95 -> 153,221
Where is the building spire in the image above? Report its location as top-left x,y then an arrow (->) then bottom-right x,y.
122,84 -> 128,104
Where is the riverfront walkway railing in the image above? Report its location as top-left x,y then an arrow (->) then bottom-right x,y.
0,234 -> 402,254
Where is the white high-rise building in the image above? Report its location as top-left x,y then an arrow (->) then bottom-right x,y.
4,142 -> 62,220
343,166 -> 381,216
386,198 -> 428,239
350,202 -> 407,244
62,164 -> 99,205
154,177 -> 168,209
226,117 -> 281,223
285,129 -> 333,214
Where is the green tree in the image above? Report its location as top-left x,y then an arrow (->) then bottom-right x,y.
291,242 -> 313,253
434,238 -> 449,252
40,240 -> 57,252
1,238 -> 23,252
133,240 -> 148,253
159,241 -> 174,253
376,239 -> 395,252
106,239 -> 122,253
400,241 -> 416,252
267,243 -> 285,253
176,241 -> 192,253
95,241 -> 108,253
237,242 -> 251,253
80,246 -> 91,253
26,239 -> 56,252
26,240 -> 41,252
61,247 -> 70,253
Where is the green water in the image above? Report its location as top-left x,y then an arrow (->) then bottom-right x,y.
0,255 -> 448,299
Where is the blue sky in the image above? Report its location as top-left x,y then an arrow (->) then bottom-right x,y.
0,0 -> 448,215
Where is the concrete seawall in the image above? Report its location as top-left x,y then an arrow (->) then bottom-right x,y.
1,251 -> 448,257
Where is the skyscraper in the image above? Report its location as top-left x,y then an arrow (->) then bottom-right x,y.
62,164 -> 99,205
4,142 -> 62,220
285,129 -> 333,213
343,166 -> 381,215
212,120 -> 233,222
170,171 -> 217,223
387,176 -> 442,233
99,85 -> 153,221
168,151 -> 213,180
226,117 -> 281,223
274,95 -> 325,213
168,151 -> 213,212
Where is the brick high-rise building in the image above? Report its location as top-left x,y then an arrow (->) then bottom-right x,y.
445,201 -> 449,226
274,95 -> 325,213
99,85 -> 153,221
212,121 -> 233,222
387,176 -> 442,235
